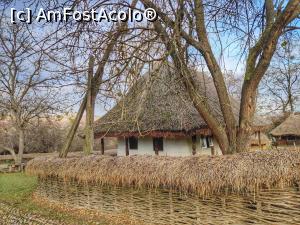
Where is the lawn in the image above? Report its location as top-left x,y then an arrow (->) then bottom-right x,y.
0,173 -> 37,202
0,173 -> 116,225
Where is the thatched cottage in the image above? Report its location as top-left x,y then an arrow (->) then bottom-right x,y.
270,113 -> 300,146
94,65 -> 263,156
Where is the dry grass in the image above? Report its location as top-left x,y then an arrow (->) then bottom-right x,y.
26,149 -> 300,196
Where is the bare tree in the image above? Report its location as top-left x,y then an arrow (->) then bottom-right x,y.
0,0 -> 164,159
0,20 -> 64,164
259,36 -> 300,114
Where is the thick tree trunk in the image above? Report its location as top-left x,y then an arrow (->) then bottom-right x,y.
59,96 -> 87,158
84,56 -> 95,155
16,128 -> 25,165
236,81 -> 258,152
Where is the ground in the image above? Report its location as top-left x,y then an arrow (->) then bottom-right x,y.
0,173 -> 133,225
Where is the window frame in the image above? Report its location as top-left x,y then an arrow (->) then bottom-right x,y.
128,136 -> 138,150
153,137 -> 164,152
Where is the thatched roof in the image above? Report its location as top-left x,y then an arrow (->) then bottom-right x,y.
94,64 -> 263,138
94,64 -> 236,137
270,113 -> 300,137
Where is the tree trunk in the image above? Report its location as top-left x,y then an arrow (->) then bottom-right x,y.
59,95 -> 87,158
236,81 -> 257,152
193,0 -> 237,153
16,128 -> 25,165
84,56 -> 95,155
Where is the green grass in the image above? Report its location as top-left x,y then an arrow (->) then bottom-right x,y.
0,173 -> 112,224
0,173 -> 37,202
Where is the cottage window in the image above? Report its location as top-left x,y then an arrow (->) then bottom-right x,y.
153,137 -> 163,151
287,136 -> 296,141
201,136 -> 213,148
129,136 -> 138,150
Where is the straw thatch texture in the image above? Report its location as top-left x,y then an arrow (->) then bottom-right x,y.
26,149 -> 300,196
94,64 -> 239,138
270,113 -> 300,137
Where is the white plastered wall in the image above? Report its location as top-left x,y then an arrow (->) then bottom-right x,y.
117,136 -> 222,156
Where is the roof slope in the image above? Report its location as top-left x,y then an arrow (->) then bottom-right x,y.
94,64 -> 239,137
270,113 -> 300,137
